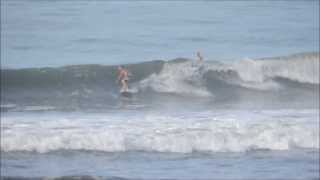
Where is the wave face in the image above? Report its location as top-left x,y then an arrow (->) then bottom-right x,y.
1,52 -> 319,110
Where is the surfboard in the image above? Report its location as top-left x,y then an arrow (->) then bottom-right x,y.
121,91 -> 133,98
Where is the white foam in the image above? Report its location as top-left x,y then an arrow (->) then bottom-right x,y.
1,110 -> 318,153
23,106 -> 56,111
139,61 -> 212,97
234,55 -> 319,85
138,54 -> 319,93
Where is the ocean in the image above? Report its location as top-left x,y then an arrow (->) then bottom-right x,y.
1,0 -> 319,180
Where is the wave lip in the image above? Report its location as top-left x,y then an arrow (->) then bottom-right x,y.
234,52 -> 319,85
136,52 -> 319,101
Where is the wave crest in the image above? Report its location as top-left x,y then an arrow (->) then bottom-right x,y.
1,52 -> 319,109
2,112 -> 318,153
137,52 -> 319,96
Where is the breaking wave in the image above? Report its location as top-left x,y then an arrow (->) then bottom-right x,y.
1,110 -> 318,153
1,52 -> 319,110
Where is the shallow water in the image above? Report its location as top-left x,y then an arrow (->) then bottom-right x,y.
2,150 -> 319,180
1,108 -> 319,179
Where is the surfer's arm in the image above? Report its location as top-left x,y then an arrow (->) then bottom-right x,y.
117,73 -> 123,83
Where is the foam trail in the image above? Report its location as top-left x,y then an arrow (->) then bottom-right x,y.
139,61 -> 212,97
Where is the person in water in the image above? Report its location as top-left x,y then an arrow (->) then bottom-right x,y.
117,66 -> 130,92
197,51 -> 204,62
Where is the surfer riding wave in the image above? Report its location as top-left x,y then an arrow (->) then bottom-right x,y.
117,66 -> 130,93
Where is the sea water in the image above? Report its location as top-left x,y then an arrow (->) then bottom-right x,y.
1,0 -> 319,180
1,0 -> 319,68
1,108 -> 319,179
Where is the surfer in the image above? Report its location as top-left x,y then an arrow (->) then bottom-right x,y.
117,66 -> 130,92
197,51 -> 204,62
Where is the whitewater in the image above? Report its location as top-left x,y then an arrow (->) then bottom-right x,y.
1,0 -> 319,179
1,52 -> 319,111
1,52 -> 319,180
2,109 -> 319,153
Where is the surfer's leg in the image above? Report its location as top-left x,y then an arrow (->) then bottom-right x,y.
121,79 -> 126,92
124,80 -> 129,92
